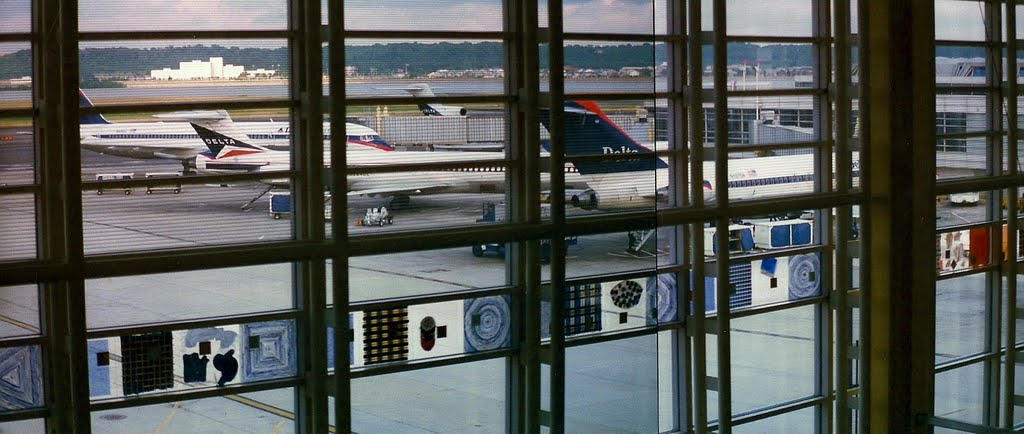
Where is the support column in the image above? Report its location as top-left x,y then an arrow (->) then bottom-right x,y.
864,0 -> 936,432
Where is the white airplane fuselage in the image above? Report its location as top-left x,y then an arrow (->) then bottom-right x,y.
79,121 -> 390,160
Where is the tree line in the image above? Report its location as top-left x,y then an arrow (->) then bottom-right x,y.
0,42 -> 842,80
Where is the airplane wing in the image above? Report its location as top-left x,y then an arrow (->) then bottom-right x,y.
347,182 -> 456,197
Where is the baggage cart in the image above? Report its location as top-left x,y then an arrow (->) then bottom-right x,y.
95,173 -> 134,195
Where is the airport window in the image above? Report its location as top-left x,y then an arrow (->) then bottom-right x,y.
13,0 -> 1024,432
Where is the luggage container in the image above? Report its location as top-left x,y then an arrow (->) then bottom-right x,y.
269,191 -> 333,220
703,224 -> 755,256
269,191 -> 291,220
752,219 -> 813,249
144,172 -> 182,194
95,173 -> 134,195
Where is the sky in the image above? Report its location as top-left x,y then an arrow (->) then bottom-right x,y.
0,0 -> 1009,52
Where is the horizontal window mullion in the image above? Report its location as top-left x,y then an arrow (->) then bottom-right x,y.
723,292 -> 826,321
88,377 -> 301,412
934,351 -> 998,374
344,94 -> 508,106
82,241 -> 330,278
80,171 -> 297,191
560,91 -> 671,101
79,99 -> 296,116
0,335 -> 45,347
935,174 -> 1024,194
348,222 -> 557,256
934,220 -> 998,235
0,184 -> 40,195
727,396 -> 828,429
0,261 -> 70,286
0,33 -> 32,43
0,107 -> 34,117
725,88 -> 826,98
85,309 -> 300,339
338,29 -> 509,41
656,192 -> 867,226
936,263 -> 998,281
723,243 -> 832,265
0,408 -> 48,424
935,39 -> 999,48
723,35 -> 827,44
347,285 -> 516,312
727,140 -> 830,153
935,130 -> 1002,140
935,85 -> 998,94
78,30 -> 294,41
562,324 -> 658,348
562,32 -> 675,43
347,347 -> 514,379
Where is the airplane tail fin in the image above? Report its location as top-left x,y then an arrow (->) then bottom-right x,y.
402,84 -> 467,116
190,121 -> 267,158
78,89 -> 111,124
540,101 -> 667,175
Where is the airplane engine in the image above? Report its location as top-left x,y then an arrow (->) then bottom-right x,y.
194,154 -> 214,172
569,189 -> 598,210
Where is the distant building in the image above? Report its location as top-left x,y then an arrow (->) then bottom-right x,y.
150,57 -> 252,80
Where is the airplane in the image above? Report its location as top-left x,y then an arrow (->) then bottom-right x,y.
540,101 -> 860,211
187,115 -> 589,208
401,83 -> 468,116
76,89 -> 393,173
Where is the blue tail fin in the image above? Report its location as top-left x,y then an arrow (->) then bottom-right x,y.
540,101 -> 667,175
190,122 -> 264,157
78,89 -> 111,124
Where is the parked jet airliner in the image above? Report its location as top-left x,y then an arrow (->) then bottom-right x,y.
76,89 -> 393,172
539,101 -> 860,210
186,113 -> 589,204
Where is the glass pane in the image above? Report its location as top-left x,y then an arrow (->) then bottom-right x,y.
565,334 -> 659,432
731,304 -> 817,414
0,193 -> 37,260
936,273 -> 987,363
85,264 -> 293,329
935,363 -> 985,425
0,345 -> 43,413
561,48 -> 659,94
936,191 -> 989,228
343,40 -> 505,87
79,40 -> 290,103
0,42 -> 32,109
345,0 -> 502,32
91,388 -> 296,432
351,358 -> 506,432
88,320 -> 297,400
726,0 -> 812,37
0,0 -> 29,34
935,0 -> 987,41
561,1 -> 655,34
0,419 -> 45,432
81,185 -> 296,254
79,0 -> 287,32
349,248 -> 505,303
0,285 -> 40,338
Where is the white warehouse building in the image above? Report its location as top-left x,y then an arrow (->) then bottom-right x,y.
150,57 -> 254,80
